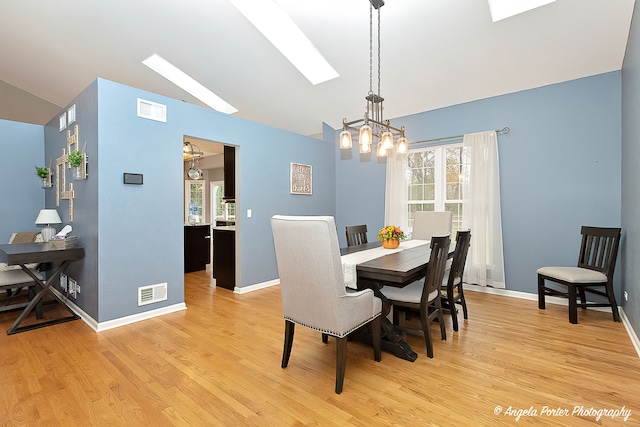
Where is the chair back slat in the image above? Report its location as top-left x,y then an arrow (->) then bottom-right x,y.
577,226 -> 621,278
422,235 -> 451,304
346,225 -> 368,247
449,230 -> 471,282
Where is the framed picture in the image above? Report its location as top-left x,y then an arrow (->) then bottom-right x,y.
59,113 -> 67,131
67,104 -> 76,124
290,163 -> 312,195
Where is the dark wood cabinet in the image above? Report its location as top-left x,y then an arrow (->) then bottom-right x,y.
223,145 -> 235,200
213,228 -> 235,289
184,225 -> 211,273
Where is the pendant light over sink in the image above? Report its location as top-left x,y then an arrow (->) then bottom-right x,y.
183,141 -> 203,179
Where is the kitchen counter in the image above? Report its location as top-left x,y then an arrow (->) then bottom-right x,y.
212,225 -> 235,231
213,227 -> 235,290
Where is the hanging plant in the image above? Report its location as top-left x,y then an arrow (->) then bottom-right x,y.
35,166 -> 49,179
68,150 -> 84,167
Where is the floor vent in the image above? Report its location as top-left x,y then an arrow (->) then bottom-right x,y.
138,282 -> 168,306
137,98 -> 167,122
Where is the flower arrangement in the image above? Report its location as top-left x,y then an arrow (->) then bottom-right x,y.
377,225 -> 406,241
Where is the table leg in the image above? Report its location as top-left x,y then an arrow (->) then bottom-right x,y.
351,281 -> 418,362
7,261 -> 79,335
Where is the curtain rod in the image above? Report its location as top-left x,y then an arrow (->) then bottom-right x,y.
410,127 -> 510,145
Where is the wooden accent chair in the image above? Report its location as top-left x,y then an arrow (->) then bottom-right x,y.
271,215 -> 382,394
537,226 -> 621,324
441,230 -> 471,332
380,235 -> 451,358
345,224 -> 368,247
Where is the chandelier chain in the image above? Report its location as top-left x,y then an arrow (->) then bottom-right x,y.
369,4 -> 373,97
377,7 -> 381,99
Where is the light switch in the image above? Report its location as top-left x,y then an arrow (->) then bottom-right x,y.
247,209 -> 252,218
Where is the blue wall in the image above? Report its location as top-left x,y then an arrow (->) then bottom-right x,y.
43,80 -> 99,319
0,119 -> 44,242
622,2 -> 640,335
335,72 -> 622,298
89,79 -> 334,322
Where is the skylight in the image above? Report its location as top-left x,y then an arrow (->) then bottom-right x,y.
142,53 -> 238,114
228,0 -> 339,85
488,0 -> 556,22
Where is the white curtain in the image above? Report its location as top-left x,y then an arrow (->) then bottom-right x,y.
461,131 -> 505,288
384,148 -> 409,231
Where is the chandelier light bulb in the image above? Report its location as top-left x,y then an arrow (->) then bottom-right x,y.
339,130 -> 353,149
359,123 -> 373,152
397,136 -> 408,154
376,141 -> 388,157
381,130 -> 394,150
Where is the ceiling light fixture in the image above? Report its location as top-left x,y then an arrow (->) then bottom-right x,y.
228,0 -> 339,85
184,141 -> 203,179
339,0 -> 408,157
142,53 -> 238,114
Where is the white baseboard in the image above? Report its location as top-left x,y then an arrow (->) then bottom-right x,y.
464,284 -> 640,358
51,287 -> 187,332
234,279 -> 279,294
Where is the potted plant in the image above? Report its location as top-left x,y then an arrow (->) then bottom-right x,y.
68,150 -> 84,180
377,225 -> 406,249
35,165 -> 51,188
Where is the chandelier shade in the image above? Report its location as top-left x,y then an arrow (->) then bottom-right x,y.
339,1 -> 409,157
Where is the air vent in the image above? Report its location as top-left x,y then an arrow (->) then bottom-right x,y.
138,282 -> 168,306
137,98 -> 167,122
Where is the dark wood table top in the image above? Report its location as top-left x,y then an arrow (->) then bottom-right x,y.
341,240 -> 452,288
0,243 -> 85,265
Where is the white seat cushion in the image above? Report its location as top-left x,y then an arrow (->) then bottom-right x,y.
441,270 -> 462,287
537,266 -> 607,284
381,279 -> 439,304
0,269 -> 43,287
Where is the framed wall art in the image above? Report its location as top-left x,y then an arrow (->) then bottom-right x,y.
290,162 -> 312,195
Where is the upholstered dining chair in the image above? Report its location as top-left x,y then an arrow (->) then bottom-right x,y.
441,230 -> 471,332
537,226 -> 621,324
411,211 -> 453,240
345,224 -> 368,247
271,215 -> 382,394
380,235 -> 451,358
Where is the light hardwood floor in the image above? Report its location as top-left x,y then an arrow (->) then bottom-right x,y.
1,272 -> 639,426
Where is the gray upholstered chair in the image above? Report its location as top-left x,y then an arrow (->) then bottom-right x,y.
411,211 -> 453,241
380,235 -> 451,358
0,232 -> 44,315
537,226 -> 621,324
271,215 -> 382,394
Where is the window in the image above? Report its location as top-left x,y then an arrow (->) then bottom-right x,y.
407,144 -> 469,237
185,180 -> 206,224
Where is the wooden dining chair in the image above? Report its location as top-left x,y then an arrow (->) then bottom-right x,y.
345,224 -> 368,247
380,235 -> 451,358
271,215 -> 382,394
441,230 -> 471,332
537,226 -> 621,324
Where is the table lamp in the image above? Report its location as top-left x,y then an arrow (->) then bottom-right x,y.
35,209 -> 62,242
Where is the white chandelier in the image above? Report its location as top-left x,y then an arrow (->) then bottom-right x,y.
340,0 -> 408,157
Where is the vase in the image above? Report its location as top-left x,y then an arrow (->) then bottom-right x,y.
382,239 -> 400,249
73,166 -> 82,180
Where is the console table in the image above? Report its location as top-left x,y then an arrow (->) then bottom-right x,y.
0,243 -> 84,334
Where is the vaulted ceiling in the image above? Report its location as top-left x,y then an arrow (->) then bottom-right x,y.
0,0 -> 635,137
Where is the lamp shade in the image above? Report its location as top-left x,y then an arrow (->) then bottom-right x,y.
35,209 -> 62,225
35,209 -> 62,243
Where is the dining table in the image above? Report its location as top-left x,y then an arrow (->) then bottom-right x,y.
340,239 -> 451,362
